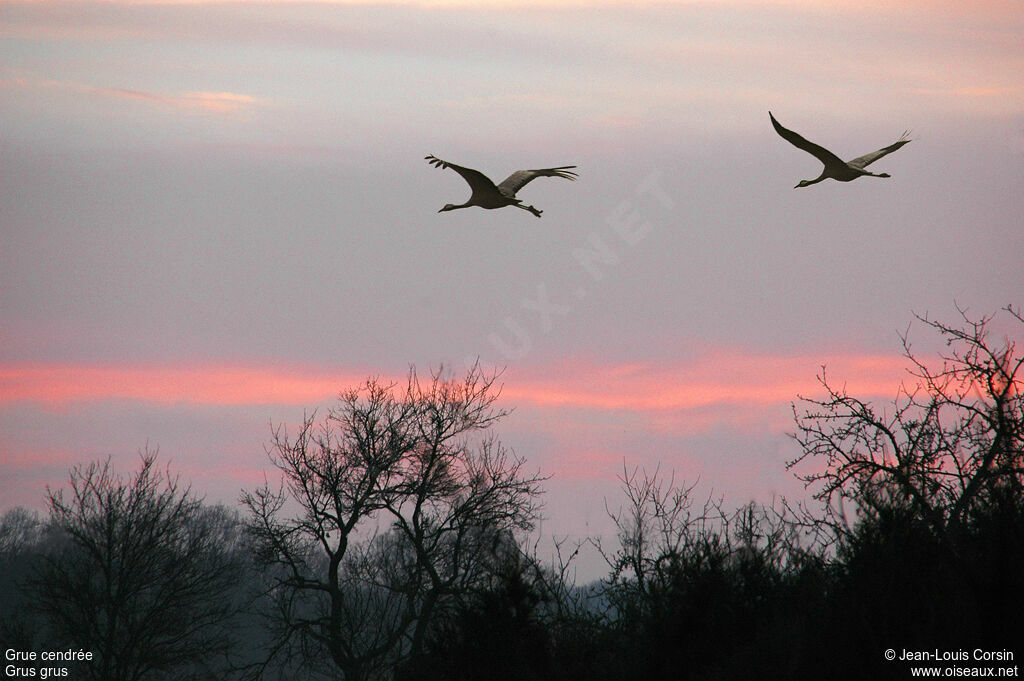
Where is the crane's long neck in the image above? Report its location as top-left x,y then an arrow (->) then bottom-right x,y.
797,173 -> 827,188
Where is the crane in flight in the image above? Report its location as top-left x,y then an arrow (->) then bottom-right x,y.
769,112 -> 911,188
425,155 -> 577,217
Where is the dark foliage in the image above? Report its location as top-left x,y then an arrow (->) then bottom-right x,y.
396,545 -> 553,681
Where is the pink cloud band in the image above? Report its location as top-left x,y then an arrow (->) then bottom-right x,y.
0,353 -> 908,410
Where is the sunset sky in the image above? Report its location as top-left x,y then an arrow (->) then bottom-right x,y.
2,0 -> 1022,574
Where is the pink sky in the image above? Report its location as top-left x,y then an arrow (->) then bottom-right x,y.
1,0 -> 1021,572
1,351 -> 907,409
0,350 -> 909,515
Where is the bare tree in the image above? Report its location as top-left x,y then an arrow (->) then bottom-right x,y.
595,464 -> 804,609
590,464 -> 817,681
28,451 -> 247,681
790,305 -> 1024,542
242,364 -> 546,681
595,464 -> 710,601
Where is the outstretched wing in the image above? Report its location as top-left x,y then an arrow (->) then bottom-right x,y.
497,166 -> 578,197
847,131 -> 912,169
425,155 -> 499,199
769,112 -> 846,170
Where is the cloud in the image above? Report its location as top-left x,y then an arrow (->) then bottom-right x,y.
501,351 -> 908,412
0,364 -> 371,406
2,77 -> 263,115
0,350 -> 908,410
6,0 -> 1021,134
912,86 -> 1022,98
98,87 -> 263,114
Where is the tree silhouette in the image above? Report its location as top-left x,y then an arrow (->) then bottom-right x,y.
28,451 -> 247,681
593,465 -> 816,681
242,364 -> 546,681
791,305 -> 1023,541
790,305 -> 1024,674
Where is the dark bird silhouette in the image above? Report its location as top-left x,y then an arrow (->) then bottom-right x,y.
769,112 -> 911,188
425,155 -> 577,217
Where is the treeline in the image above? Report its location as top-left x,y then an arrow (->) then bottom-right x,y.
1,306 -> 1021,681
